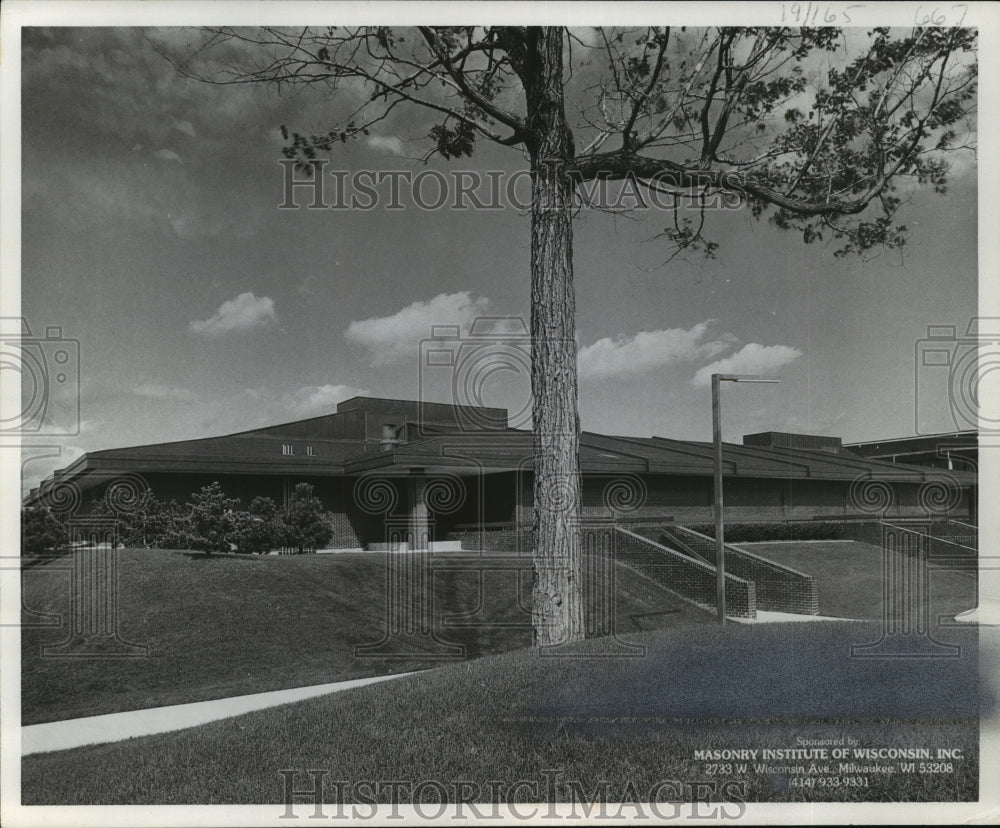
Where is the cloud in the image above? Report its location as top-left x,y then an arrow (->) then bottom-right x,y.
195,384 -> 369,434
284,384 -> 369,419
172,119 -> 197,138
691,343 -> 802,387
578,321 -> 735,379
154,148 -> 183,164
22,29 -> 276,243
21,444 -> 88,496
367,134 -> 405,155
345,291 -> 491,366
189,292 -> 277,336
134,383 -> 196,402
20,418 -> 99,494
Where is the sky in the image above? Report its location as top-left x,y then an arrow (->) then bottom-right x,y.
16,25 -> 979,492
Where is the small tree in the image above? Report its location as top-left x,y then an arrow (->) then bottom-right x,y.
21,506 -> 69,557
148,503 -> 194,549
93,487 -> 165,548
188,482 -> 243,555
283,483 -> 332,554
234,496 -> 285,554
149,498 -> 197,549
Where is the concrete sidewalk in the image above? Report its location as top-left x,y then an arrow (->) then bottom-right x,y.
22,671 -> 418,756
732,610 -> 858,624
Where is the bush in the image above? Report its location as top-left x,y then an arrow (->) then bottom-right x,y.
283,483 -> 332,553
188,483 -> 243,555
85,481 -> 335,555
153,500 -> 197,549
93,490 -> 195,549
21,506 -> 69,556
233,496 -> 285,554
687,521 -> 849,542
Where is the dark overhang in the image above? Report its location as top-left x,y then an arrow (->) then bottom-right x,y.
26,399 -> 977,504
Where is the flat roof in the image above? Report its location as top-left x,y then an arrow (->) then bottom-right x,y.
28,399 -> 977,498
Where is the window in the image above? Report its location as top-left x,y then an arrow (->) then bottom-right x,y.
306,446 -> 315,456
282,444 -> 294,456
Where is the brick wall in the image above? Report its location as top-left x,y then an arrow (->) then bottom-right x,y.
613,527 -> 756,619
502,473 -> 971,529
325,511 -> 363,549
447,525 -> 756,618
931,520 -> 978,550
660,525 -> 819,615
882,521 -> 978,570
448,527 -> 535,555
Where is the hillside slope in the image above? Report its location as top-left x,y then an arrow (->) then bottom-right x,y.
22,548 -> 711,724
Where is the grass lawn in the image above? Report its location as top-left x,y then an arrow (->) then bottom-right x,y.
22,619 -> 982,805
22,547 -> 711,724
739,541 -> 978,620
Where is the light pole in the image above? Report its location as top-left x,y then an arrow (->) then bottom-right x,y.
712,373 -> 781,624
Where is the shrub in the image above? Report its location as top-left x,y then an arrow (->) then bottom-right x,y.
80,482 -> 334,556
687,521 -> 849,542
188,483 -> 243,555
93,490 -> 195,549
283,483 -> 332,553
153,500 -> 197,549
21,506 -> 69,557
234,496 -> 285,554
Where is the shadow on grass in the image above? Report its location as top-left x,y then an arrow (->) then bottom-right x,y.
527,621 -> 985,733
21,621 -> 987,806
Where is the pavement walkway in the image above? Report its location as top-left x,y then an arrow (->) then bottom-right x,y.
733,610 -> 858,624
22,671 -> 418,756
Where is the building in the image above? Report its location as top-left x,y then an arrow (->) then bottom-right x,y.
26,396 -> 976,550
844,431 -> 978,472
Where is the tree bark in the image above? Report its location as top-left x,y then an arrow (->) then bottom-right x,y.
524,27 -> 585,648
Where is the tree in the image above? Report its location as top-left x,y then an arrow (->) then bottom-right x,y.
165,25 -> 976,644
283,483 -> 332,554
188,482 -> 243,555
151,498 -> 197,550
93,487 -> 172,548
234,496 -> 286,554
21,506 -> 69,557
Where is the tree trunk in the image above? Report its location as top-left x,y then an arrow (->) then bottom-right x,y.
525,28 -> 584,648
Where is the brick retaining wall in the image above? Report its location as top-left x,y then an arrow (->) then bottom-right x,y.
660,525 -> 819,615
448,525 -> 756,618
448,527 -> 535,554
613,527 -> 756,619
326,511 -> 364,549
